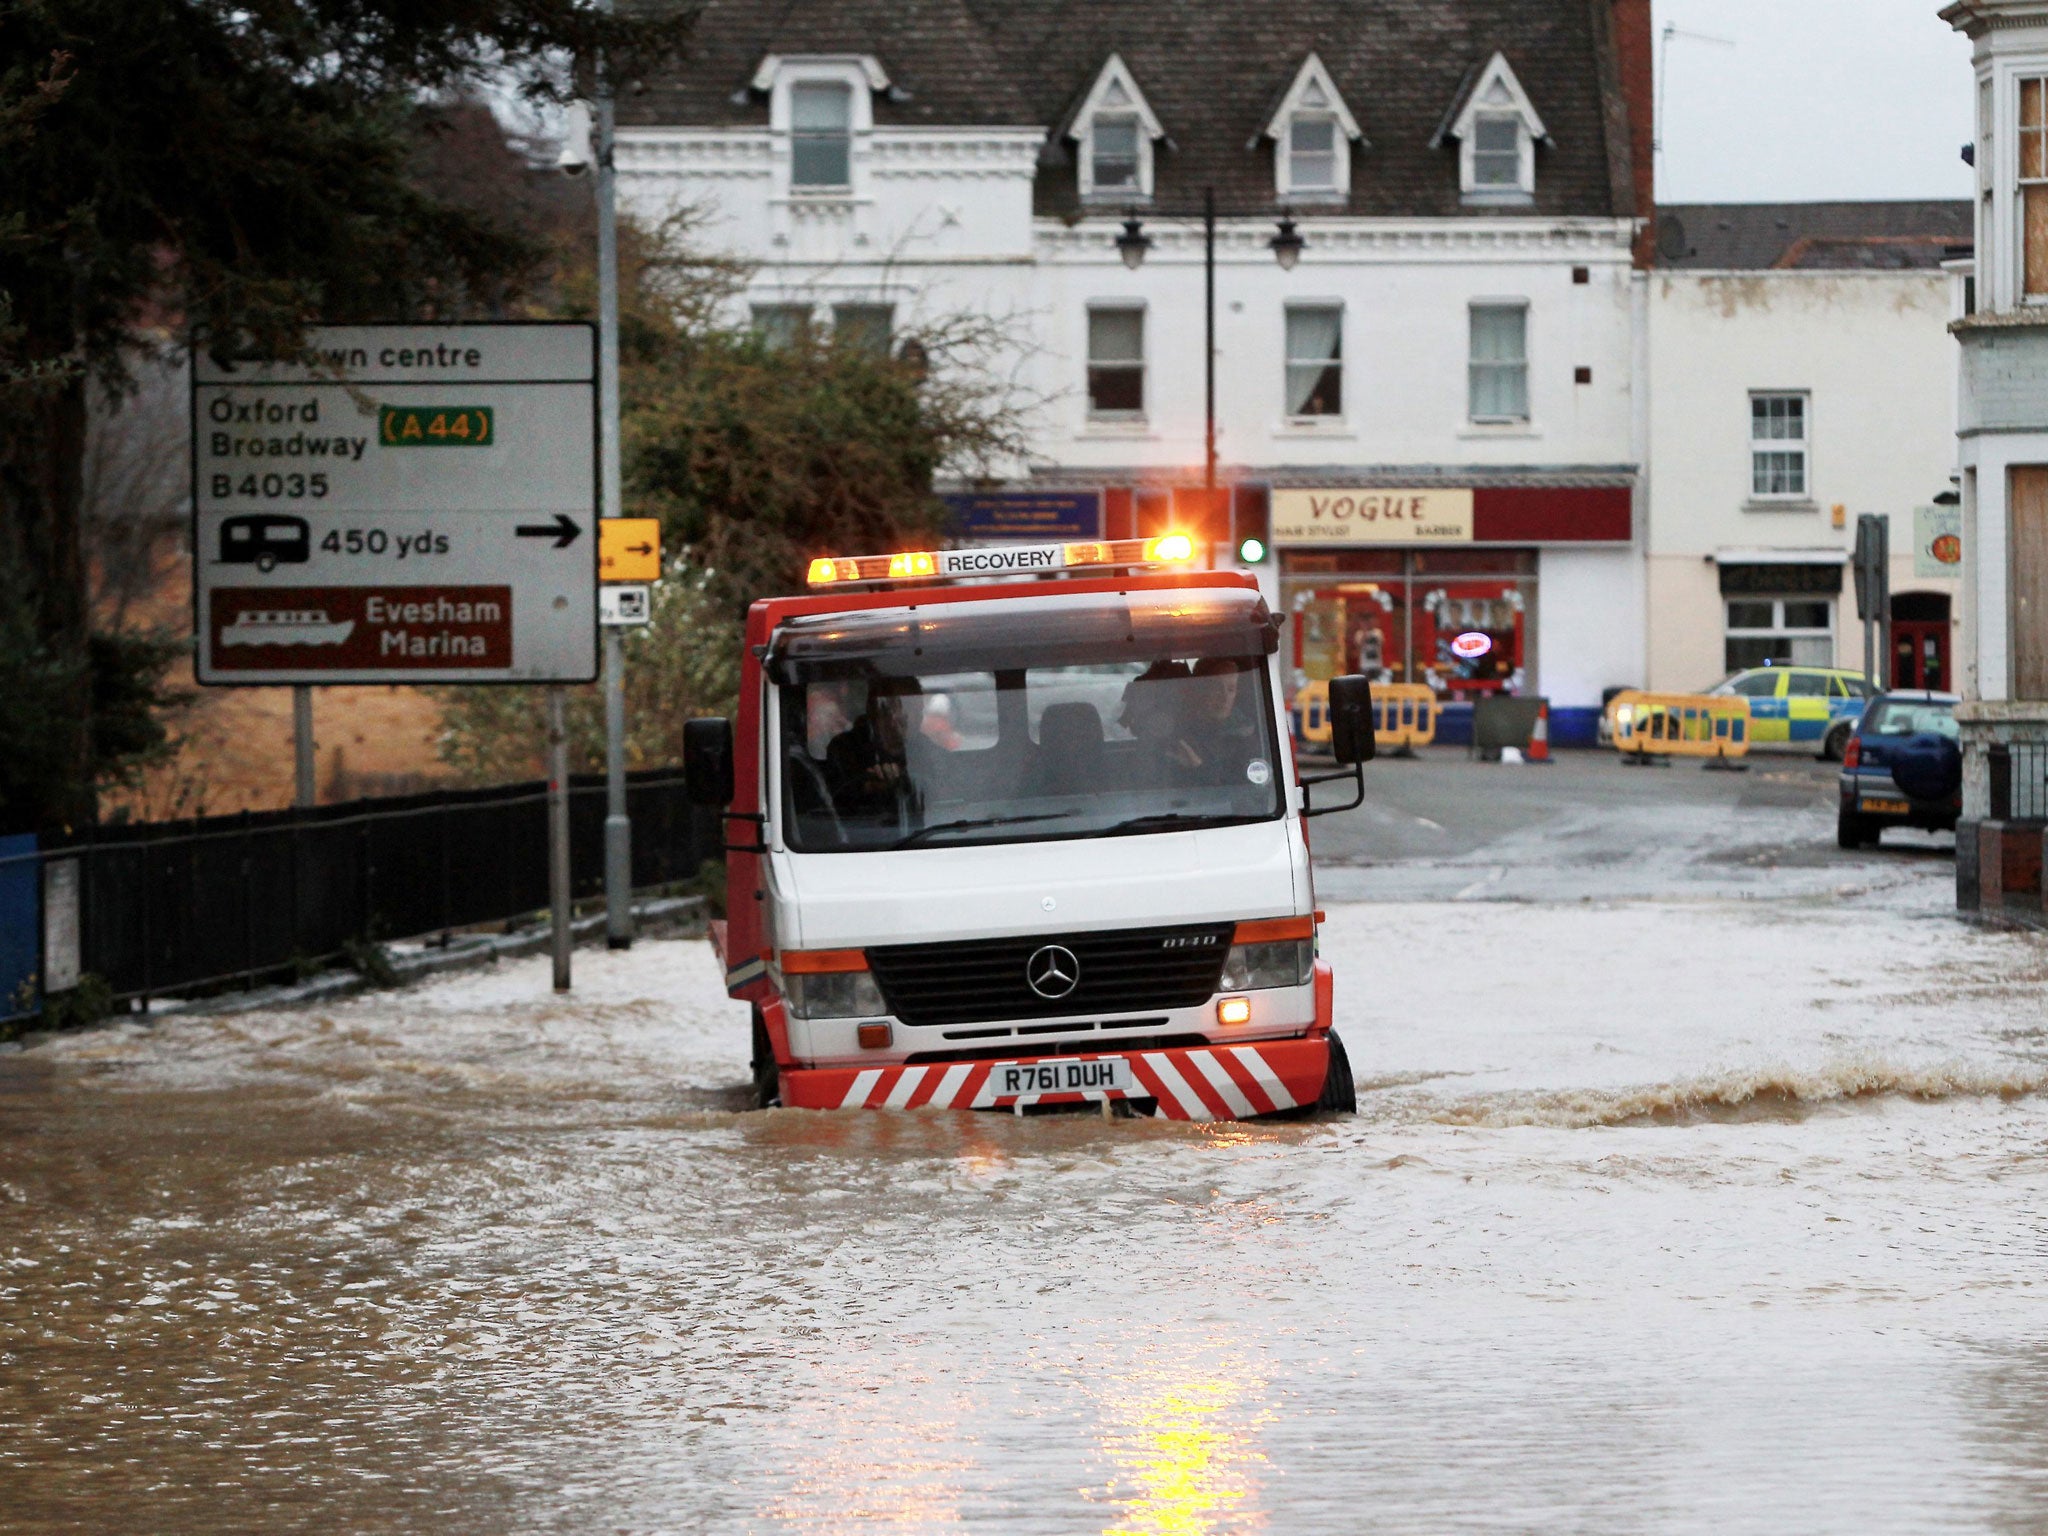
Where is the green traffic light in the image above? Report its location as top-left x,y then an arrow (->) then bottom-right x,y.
1238,536 -> 1267,565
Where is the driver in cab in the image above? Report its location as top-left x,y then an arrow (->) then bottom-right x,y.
825,677 -> 925,821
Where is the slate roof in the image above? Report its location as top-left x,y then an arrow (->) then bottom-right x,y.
620,0 -> 1637,220
1656,201 -> 1974,271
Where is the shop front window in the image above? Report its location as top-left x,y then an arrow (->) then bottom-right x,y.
1285,551 -> 1534,701
1724,596 -> 1833,672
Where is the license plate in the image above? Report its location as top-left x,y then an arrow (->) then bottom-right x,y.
1861,797 -> 1910,815
985,1057 -> 1136,1098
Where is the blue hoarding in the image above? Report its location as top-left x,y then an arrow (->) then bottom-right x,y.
0,834 -> 37,1022
943,490 -> 1101,541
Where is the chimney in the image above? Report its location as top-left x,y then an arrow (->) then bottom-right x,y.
1610,0 -> 1655,267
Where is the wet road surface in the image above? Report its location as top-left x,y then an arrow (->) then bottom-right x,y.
4,803 -> 2046,1533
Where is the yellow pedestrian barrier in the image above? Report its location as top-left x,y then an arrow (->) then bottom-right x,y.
1293,681 -> 1437,757
1609,691 -> 1751,767
1372,683 -> 1438,756
1292,681 -> 1333,751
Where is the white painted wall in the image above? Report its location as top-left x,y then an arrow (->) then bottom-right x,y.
1646,269 -> 1960,689
1537,546 -> 1644,703
618,127 -> 1639,483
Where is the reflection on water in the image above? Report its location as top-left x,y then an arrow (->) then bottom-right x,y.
1098,1368 -> 1269,1536
2,926 -> 2047,1534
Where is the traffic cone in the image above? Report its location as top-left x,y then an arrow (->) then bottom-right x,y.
1527,702 -> 1552,764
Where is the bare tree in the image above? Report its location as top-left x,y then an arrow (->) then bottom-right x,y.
82,350 -> 189,633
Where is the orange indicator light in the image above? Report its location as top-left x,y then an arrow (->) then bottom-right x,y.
1147,533 -> 1195,563
1217,997 -> 1252,1025
887,551 -> 937,579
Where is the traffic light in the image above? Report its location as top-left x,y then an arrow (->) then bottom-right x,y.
1233,485 -> 1270,564
1168,486 -> 1230,552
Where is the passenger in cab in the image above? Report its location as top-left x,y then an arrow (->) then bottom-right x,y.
1167,657 -> 1260,784
1119,660 -> 1192,759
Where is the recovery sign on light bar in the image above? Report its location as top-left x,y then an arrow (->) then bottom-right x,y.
806,535 -> 1197,587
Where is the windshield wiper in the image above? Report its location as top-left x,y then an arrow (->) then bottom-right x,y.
889,812 -> 1069,849
1101,812 -> 1247,837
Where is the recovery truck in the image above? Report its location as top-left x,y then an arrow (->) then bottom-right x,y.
683,534 -> 1377,1121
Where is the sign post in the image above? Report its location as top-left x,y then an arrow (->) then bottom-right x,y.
292,686 -> 316,806
547,687 -> 572,992
1853,512 -> 1891,690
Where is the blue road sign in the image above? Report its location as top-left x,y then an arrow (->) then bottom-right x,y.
943,490 -> 1102,541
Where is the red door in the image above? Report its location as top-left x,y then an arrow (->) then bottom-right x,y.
1890,620 -> 1948,691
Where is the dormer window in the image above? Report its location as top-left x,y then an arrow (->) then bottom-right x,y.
1435,53 -> 1547,204
1092,116 -> 1142,193
1071,55 -> 1167,200
1471,114 -> 1523,189
754,54 -> 885,197
1258,55 -> 1364,201
1288,118 -> 1339,191
791,83 -> 853,188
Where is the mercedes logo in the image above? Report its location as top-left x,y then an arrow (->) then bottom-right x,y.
1025,944 -> 1081,1000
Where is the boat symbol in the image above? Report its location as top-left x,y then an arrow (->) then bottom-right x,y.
220,609 -> 355,647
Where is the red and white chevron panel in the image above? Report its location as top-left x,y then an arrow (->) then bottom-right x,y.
781,1038 -> 1329,1122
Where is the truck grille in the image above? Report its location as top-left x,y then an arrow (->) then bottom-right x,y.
866,923 -> 1233,1026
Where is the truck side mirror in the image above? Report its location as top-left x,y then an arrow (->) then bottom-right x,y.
1327,674 -> 1377,765
683,717 -> 735,806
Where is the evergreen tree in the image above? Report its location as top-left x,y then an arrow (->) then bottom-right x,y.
0,0 -> 688,832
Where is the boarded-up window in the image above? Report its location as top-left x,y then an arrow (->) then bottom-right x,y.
2021,78 -> 2048,297
2014,465 -> 2048,699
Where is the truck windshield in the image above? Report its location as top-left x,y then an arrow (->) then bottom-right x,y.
777,656 -> 1285,852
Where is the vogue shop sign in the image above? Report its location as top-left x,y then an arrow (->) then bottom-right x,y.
1271,488 -> 1474,545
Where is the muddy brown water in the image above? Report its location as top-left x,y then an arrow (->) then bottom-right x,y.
4,897 -> 2048,1534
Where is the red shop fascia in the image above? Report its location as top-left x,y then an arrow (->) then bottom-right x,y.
1098,480 -> 1634,698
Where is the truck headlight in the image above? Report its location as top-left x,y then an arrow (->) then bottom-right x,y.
1219,939 -> 1313,992
784,970 -> 887,1020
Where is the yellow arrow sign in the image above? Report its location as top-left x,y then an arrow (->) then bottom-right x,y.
600,518 -> 662,582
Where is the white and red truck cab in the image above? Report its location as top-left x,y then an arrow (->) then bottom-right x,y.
684,535 -> 1376,1121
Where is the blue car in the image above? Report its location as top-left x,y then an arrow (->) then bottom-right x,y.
1836,691 -> 1962,849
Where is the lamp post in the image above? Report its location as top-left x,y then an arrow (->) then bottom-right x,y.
595,66 -> 633,952
1113,190 -> 1307,525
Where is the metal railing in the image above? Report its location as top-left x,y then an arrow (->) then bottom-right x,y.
4,770 -> 715,1015
1989,742 -> 2048,822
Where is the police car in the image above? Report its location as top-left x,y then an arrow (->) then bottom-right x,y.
1707,665 -> 1873,761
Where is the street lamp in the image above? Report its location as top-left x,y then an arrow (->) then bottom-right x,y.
1268,216 -> 1305,272
1110,190 -> 1308,514
1115,216 -> 1153,271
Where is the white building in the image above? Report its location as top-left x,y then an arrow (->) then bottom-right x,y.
616,0 -> 1656,738
1646,201 -> 1969,701
1941,0 -> 2048,916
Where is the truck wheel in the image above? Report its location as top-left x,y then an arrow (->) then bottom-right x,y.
750,1010 -> 781,1109
1315,1029 -> 1357,1115
1836,804 -> 1875,850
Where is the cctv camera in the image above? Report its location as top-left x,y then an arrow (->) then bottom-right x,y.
557,101 -> 594,175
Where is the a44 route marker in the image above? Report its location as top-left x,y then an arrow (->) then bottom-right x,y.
191,322 -> 598,684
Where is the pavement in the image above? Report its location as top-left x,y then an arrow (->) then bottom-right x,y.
1307,743 -> 1956,903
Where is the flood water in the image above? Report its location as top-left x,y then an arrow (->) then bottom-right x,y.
5,873 -> 2048,1534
